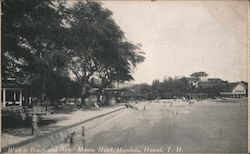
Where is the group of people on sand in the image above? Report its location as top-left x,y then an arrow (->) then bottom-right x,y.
125,102 -> 139,110
124,96 -> 198,111
64,126 -> 86,148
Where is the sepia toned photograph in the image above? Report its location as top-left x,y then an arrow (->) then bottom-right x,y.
1,0 -> 248,153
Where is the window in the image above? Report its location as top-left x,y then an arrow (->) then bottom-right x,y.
16,92 -> 20,101
6,90 -> 14,101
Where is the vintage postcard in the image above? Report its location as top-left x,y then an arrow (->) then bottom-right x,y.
1,0 -> 249,153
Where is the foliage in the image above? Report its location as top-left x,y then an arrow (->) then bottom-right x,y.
64,1 -> 145,105
2,0 -> 145,106
128,77 -> 229,100
2,0 -> 70,103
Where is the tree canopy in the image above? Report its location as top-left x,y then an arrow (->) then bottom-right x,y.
127,76 -> 231,100
2,0 -> 145,105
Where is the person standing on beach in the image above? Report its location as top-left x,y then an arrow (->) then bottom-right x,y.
31,114 -> 39,136
81,126 -> 86,148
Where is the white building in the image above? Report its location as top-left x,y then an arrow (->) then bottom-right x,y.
190,72 -> 208,82
220,82 -> 248,98
1,79 -> 23,107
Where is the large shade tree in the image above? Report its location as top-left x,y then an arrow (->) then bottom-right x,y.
2,0 -> 70,103
2,0 -> 145,106
65,1 -> 145,105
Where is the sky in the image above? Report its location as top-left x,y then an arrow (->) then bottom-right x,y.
101,0 -> 248,84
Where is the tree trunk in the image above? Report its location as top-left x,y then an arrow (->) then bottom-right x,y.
97,93 -> 101,104
103,95 -> 110,106
81,95 -> 86,106
97,88 -> 104,105
81,84 -> 87,106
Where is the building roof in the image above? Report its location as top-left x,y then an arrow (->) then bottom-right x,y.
190,72 -> 208,77
2,79 -> 24,89
222,83 -> 237,92
88,87 -> 126,94
208,78 -> 223,82
221,82 -> 247,92
241,81 -> 248,88
104,87 -> 126,91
